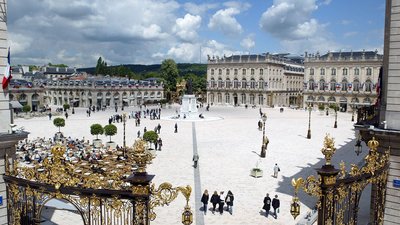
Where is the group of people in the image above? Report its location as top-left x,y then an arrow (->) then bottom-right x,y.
201,190 -> 234,215
262,194 -> 281,219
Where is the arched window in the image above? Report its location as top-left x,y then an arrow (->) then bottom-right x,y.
319,79 -> 325,91
248,78 -> 255,89
249,94 -> 255,104
330,79 -> 336,91
241,78 -> 247,89
218,69 -> 222,75
251,69 -> 255,75
308,79 -> 315,90
353,79 -> 360,92
343,68 -> 348,75
234,78 -> 239,88
242,69 -> 246,75
226,78 -> 231,89
211,69 -> 214,75
218,77 -> 223,88
225,94 -> 230,104
354,68 -> 360,75
226,69 -> 230,75
366,68 -> 372,76
210,78 -> 215,88
320,68 -> 325,75
259,79 -> 264,89
365,80 -> 372,92
331,68 -> 336,75
241,93 -> 246,104
310,68 -> 314,75
341,79 -> 348,91
217,93 -> 222,103
259,69 -> 263,75
234,69 -> 238,75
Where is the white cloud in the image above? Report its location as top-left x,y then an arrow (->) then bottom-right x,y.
9,33 -> 32,55
319,0 -> 332,5
240,35 -> 255,50
208,8 -> 243,36
223,1 -> 251,11
183,2 -> 219,15
173,14 -> 202,42
341,20 -> 351,25
343,31 -> 358,38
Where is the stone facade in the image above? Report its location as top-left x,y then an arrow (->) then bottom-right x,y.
206,54 -> 304,107
304,51 -> 383,111
8,83 -> 164,109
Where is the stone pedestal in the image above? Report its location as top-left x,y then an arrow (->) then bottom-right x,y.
180,95 -> 198,118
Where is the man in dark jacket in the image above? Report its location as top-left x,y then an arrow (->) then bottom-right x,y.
263,193 -> 271,217
210,191 -> 219,214
272,195 -> 280,219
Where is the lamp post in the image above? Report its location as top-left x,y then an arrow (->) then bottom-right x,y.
351,104 -> 356,122
354,134 -> 362,156
334,105 -> 338,128
260,113 -> 268,158
307,103 -> 312,139
122,113 -> 127,157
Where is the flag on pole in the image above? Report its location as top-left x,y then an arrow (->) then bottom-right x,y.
2,48 -> 11,90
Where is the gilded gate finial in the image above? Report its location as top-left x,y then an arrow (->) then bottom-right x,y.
321,134 -> 336,165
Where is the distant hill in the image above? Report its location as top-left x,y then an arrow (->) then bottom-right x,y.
77,63 -> 207,77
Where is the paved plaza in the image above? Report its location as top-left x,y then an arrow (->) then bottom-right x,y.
15,104 -> 370,225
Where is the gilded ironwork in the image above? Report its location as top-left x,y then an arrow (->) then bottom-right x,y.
290,135 -> 389,225
4,139 -> 193,225
321,134 -> 336,165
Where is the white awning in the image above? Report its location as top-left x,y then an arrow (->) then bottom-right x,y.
123,99 -> 129,102
10,101 -> 23,108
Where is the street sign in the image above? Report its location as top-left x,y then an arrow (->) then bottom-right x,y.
393,179 -> 400,188
0,196 -> 2,206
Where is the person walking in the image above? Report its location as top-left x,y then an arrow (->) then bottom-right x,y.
137,130 -> 141,138
157,123 -> 161,134
263,193 -> 271,217
218,191 -> 225,215
272,195 -> 280,219
157,138 -> 162,151
48,112 -> 52,120
144,127 -> 147,133
193,154 -> 199,168
225,190 -> 234,215
65,112 -> 68,119
210,191 -> 219,214
174,123 -> 178,133
273,163 -> 280,178
201,190 -> 209,215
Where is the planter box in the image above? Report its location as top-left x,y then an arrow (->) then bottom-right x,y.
93,139 -> 102,148
250,168 -> 263,178
106,142 -> 116,150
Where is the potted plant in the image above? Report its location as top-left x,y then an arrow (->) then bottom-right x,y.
53,117 -> 65,141
22,105 -> 31,118
63,103 -> 70,111
90,124 -> 104,148
104,124 -> 117,149
143,131 -> 159,150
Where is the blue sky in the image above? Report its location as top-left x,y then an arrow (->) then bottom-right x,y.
8,0 -> 385,67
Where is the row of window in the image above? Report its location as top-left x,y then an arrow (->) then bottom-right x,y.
210,68 -> 284,76
307,80 -> 374,92
309,68 -> 372,76
47,91 -> 162,96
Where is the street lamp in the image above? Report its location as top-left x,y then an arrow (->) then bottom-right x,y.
351,104 -> 356,122
354,134 -> 362,156
334,105 -> 338,128
307,103 -> 312,139
122,113 -> 127,157
260,113 -> 268,158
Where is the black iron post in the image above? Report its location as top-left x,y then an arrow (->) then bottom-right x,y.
307,104 -> 312,139
334,108 -> 338,128
123,113 -> 127,157
260,113 -> 267,158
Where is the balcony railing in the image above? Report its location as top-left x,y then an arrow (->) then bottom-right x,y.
356,105 -> 379,127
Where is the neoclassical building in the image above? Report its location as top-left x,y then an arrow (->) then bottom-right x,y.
8,79 -> 164,110
304,51 -> 383,111
206,54 -> 304,107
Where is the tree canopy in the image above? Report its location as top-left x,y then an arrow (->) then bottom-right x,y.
160,59 -> 179,92
104,124 -> 117,142
53,118 -> 65,132
143,131 -> 158,149
90,124 -> 104,140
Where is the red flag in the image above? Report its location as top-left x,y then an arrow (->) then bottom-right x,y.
2,48 -> 11,89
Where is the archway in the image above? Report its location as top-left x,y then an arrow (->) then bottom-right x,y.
40,198 -> 85,225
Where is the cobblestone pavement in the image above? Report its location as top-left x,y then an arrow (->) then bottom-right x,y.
16,104 -> 371,225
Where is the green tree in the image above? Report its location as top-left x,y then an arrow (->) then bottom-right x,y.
90,124 -> 104,140
160,59 -> 179,92
143,131 -> 158,149
53,118 -> 65,132
95,57 -> 108,75
22,105 -> 31,114
104,124 -> 117,143
63,103 -> 70,111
